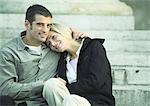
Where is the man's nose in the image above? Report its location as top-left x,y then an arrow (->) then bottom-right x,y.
42,25 -> 49,32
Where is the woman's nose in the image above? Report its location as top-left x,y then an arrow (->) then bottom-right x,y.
50,40 -> 56,46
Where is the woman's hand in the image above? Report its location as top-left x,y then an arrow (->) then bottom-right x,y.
70,28 -> 87,40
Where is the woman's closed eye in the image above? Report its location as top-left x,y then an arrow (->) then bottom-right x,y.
51,35 -> 57,40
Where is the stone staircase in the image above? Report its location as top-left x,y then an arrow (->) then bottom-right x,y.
0,0 -> 150,106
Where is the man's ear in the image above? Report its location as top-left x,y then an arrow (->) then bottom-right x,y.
25,20 -> 31,29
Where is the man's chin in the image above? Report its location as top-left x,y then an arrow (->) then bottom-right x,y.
41,39 -> 46,42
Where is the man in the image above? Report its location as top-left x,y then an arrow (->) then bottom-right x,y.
0,4 -> 84,106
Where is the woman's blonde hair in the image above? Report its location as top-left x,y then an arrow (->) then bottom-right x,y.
50,23 -> 72,39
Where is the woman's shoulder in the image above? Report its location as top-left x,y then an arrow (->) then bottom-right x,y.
84,37 -> 105,46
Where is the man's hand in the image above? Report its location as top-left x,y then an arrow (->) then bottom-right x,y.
70,28 -> 87,40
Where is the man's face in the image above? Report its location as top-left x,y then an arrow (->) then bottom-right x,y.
26,14 -> 52,43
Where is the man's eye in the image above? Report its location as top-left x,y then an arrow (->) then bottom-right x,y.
37,23 -> 43,27
37,23 -> 41,25
47,24 -> 50,28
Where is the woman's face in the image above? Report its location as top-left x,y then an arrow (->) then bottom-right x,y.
46,31 -> 69,52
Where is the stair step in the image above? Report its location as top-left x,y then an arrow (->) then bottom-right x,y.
86,30 -> 150,41
0,0 -> 132,15
112,67 -> 150,85
113,85 -> 150,106
0,14 -> 134,30
113,85 -> 150,92
108,52 -> 150,67
53,15 -> 134,30
104,40 -> 150,52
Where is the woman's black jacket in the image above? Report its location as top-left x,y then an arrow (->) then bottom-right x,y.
56,37 -> 115,106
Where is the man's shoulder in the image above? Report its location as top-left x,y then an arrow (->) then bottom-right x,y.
1,37 -> 19,51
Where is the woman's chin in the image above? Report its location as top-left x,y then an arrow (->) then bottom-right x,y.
55,48 -> 63,53
59,49 -> 64,53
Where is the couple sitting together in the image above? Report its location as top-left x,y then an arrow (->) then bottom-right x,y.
0,4 -> 115,106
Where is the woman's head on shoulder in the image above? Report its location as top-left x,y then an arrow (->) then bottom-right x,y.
46,23 -> 73,53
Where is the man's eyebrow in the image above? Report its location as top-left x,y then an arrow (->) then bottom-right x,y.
36,22 -> 43,24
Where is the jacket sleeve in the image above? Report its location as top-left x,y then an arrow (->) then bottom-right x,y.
67,41 -> 111,94
0,49 -> 44,100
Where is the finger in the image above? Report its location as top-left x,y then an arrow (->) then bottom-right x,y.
77,33 -> 86,39
81,33 -> 87,38
70,27 -> 78,32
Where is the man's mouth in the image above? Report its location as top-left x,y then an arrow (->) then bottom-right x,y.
39,32 -> 47,37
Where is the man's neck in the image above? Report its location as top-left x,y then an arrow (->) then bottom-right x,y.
22,35 -> 41,47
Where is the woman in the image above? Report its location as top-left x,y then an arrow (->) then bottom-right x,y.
43,23 -> 115,106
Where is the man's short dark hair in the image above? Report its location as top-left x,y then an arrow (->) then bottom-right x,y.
25,4 -> 52,24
